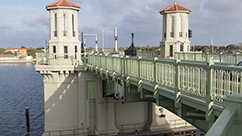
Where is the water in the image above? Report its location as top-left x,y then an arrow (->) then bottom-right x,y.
0,63 -> 44,136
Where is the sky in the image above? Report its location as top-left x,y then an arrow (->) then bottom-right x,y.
1,0 -> 242,49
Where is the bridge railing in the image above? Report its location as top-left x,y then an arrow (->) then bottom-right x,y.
42,127 -> 90,136
36,53 -> 85,65
175,52 -> 242,64
88,54 -> 242,103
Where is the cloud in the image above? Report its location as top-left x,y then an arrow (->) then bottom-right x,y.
0,4 -> 38,12
0,22 -> 11,30
21,14 -> 49,27
187,0 -> 242,45
0,28 -> 49,48
2,0 -> 242,49
113,4 -> 161,47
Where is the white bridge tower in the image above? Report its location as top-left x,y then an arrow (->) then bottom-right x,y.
47,0 -> 81,58
159,3 -> 192,59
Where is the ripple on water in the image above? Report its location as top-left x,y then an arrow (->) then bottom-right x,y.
0,63 -> 44,136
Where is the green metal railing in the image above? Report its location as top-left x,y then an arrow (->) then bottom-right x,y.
175,52 -> 242,64
137,51 -> 159,58
35,53 -> 242,103
101,51 -> 158,58
88,54 -> 242,103
36,53 -> 85,65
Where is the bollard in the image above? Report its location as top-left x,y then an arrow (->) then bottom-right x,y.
25,107 -> 30,133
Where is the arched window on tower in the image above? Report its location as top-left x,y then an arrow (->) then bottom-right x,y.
170,16 -> 175,38
54,14 -> 57,37
179,16 -> 182,37
180,44 -> 183,51
170,45 -> 173,57
163,15 -> 167,38
63,14 -> 67,36
72,14 -> 75,37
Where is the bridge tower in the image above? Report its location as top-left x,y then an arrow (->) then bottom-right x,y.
46,0 -> 81,56
159,3 -> 192,59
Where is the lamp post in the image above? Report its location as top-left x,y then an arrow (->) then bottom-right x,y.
125,33 -> 136,56
81,32 -> 84,53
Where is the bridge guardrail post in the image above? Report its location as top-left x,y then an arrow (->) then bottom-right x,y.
138,57 -> 143,98
153,57 -> 158,85
183,52 -> 185,61
120,56 -> 123,76
206,52 -> 209,62
194,52 -> 196,61
174,52 -> 178,60
153,57 -> 159,105
105,54 -> 107,70
206,62 -> 214,127
138,57 -> 141,80
125,56 -> 129,77
219,52 -> 222,63
175,59 -> 181,117
112,56 -> 114,72
125,56 -> 131,93
235,52 -> 239,64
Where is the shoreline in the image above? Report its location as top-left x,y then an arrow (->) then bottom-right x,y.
0,59 -> 35,63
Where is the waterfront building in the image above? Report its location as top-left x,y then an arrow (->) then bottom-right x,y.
159,3 -> 191,59
5,48 -> 29,56
36,1 -> 199,135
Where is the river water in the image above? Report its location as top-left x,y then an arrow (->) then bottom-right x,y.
0,63 -> 44,136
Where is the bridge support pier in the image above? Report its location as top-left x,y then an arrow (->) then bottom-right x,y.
150,103 -> 169,131
95,98 -> 119,135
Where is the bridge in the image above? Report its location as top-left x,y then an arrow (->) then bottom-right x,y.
36,52 -> 242,136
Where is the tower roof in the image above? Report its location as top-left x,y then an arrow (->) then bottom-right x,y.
46,0 -> 81,9
159,3 -> 192,13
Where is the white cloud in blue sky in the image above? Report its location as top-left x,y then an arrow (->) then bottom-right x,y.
1,0 -> 242,49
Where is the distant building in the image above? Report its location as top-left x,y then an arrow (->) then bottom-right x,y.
5,48 -> 29,56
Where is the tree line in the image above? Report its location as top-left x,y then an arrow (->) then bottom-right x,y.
0,46 -> 44,58
191,43 -> 242,53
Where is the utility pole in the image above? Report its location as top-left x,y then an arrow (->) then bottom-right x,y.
114,27 -> 118,52
211,38 -> 213,53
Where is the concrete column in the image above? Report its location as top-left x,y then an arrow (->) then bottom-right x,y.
150,103 -> 170,131
95,98 -> 119,135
